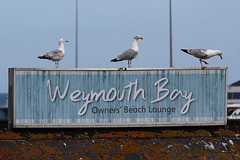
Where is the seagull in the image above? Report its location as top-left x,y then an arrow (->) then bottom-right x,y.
38,38 -> 69,68
111,35 -> 143,68
181,49 -> 223,69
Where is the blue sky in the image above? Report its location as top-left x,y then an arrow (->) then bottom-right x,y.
0,0 -> 239,93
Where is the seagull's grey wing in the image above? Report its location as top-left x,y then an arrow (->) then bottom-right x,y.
45,49 -> 64,61
189,49 -> 208,58
117,49 -> 138,60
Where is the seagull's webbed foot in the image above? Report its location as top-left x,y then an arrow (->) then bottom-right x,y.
201,66 -> 207,69
118,67 -> 128,71
118,68 -> 123,71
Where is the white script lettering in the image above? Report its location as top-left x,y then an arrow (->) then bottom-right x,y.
47,80 -> 69,102
150,78 -> 196,114
47,79 -> 145,116
47,78 -> 195,116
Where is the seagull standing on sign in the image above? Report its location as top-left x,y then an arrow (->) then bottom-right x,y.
38,38 -> 69,68
111,35 -> 143,68
181,49 -> 223,69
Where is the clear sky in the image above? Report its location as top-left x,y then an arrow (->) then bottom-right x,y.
0,0 -> 239,93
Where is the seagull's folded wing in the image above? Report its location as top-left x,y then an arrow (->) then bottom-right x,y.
117,49 -> 137,60
190,49 -> 208,58
45,50 -> 63,60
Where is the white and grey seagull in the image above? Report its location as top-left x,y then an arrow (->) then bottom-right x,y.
38,38 -> 68,68
111,35 -> 143,68
181,49 -> 223,69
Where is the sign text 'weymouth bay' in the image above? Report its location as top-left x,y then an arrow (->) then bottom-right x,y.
47,78 -> 196,116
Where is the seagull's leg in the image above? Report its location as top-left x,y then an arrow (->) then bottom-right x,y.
200,59 -> 207,69
129,60 -> 132,68
199,59 -> 202,67
200,59 -> 203,68
202,60 -> 209,65
128,60 -> 130,68
55,61 -> 59,68
57,61 -> 59,68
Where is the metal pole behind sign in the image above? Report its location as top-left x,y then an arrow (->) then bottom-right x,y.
169,0 -> 173,67
75,0 -> 78,68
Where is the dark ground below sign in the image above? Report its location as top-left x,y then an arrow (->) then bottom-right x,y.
0,121 -> 240,159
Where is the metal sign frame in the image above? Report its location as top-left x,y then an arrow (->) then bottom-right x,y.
8,67 -> 228,128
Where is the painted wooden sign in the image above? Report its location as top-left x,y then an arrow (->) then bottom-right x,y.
9,68 -> 227,128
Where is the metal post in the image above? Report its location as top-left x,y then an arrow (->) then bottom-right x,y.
169,0 -> 173,67
8,68 -> 14,130
75,0 -> 78,68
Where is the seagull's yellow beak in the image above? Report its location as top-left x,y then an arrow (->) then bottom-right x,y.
219,55 -> 222,59
65,40 -> 69,42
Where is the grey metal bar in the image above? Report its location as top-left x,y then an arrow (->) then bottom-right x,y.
169,0 -> 173,67
8,68 -> 14,130
75,0 -> 78,68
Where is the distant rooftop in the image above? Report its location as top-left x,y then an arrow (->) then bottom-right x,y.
229,80 -> 240,86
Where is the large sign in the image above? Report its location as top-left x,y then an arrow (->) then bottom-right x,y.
9,68 -> 227,128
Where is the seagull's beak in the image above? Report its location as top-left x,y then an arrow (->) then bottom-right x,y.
139,37 -> 143,40
65,40 -> 69,42
219,55 -> 222,59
